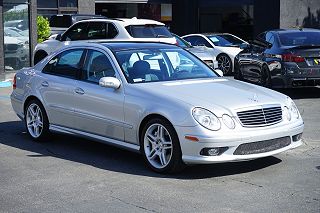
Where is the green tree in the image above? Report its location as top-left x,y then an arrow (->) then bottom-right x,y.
37,16 -> 50,43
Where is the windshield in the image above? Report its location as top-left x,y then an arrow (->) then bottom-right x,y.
125,25 -> 172,38
115,48 -> 218,83
278,31 -> 320,46
207,34 -> 244,47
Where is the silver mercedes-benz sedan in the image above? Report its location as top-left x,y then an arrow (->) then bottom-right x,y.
11,42 -> 304,173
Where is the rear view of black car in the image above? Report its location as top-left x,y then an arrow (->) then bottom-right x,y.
234,28 -> 320,88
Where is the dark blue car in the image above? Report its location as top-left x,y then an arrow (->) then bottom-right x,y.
234,28 -> 320,88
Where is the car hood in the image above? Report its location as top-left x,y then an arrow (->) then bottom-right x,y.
186,47 -> 213,60
134,78 -> 287,116
4,36 -> 23,44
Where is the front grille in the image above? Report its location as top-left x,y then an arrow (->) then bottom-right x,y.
233,136 -> 291,155
5,44 -> 18,51
237,105 -> 282,127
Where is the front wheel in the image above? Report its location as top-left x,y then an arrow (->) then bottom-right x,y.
140,118 -> 185,173
260,66 -> 272,88
217,54 -> 232,75
25,99 -> 50,142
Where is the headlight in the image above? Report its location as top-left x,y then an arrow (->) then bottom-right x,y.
290,101 -> 299,119
283,106 -> 291,121
192,108 -> 221,131
222,114 -> 235,129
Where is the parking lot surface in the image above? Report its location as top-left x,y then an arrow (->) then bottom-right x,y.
0,82 -> 319,213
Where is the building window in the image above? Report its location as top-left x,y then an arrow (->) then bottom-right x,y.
3,0 -> 31,71
37,0 -> 78,18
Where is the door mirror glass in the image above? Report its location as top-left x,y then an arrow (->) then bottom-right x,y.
99,77 -> 121,89
240,43 -> 250,49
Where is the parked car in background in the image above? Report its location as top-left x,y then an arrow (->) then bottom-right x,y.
34,17 -> 176,64
49,14 -> 106,37
182,33 -> 248,75
4,27 -> 29,44
4,20 -> 29,31
12,42 -> 303,173
4,36 -> 28,70
172,33 -> 219,69
234,28 -> 320,88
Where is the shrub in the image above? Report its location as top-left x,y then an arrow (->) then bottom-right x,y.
37,16 -> 50,43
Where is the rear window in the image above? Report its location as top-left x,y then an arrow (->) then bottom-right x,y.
278,31 -> 320,46
125,25 -> 172,38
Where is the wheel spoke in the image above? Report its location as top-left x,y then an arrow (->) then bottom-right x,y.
147,133 -> 157,145
35,107 -> 40,117
148,149 -> 157,160
27,120 -> 34,127
28,107 -> 35,117
38,121 -> 43,128
159,151 -> 167,166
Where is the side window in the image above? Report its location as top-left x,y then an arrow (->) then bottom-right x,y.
266,32 -> 275,46
62,22 -> 88,41
183,36 -> 198,46
107,23 -> 118,39
195,37 -> 212,48
82,50 -> 116,83
87,22 -> 106,39
43,49 -> 84,79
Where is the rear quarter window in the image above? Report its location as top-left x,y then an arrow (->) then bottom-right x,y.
125,25 -> 172,38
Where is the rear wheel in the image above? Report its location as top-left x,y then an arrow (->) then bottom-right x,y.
25,99 -> 50,142
140,118 -> 185,173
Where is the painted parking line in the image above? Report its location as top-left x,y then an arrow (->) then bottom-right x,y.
0,95 -> 10,100
0,80 -> 12,88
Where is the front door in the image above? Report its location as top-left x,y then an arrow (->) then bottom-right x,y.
73,49 -> 125,141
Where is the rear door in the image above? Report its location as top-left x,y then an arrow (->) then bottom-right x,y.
39,49 -> 85,128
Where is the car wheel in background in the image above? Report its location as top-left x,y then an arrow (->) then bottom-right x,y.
261,65 -> 272,88
25,99 -> 50,142
217,54 -> 232,75
140,118 -> 185,173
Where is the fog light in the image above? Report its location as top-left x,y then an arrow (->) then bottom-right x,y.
292,133 -> 302,142
200,147 -> 228,156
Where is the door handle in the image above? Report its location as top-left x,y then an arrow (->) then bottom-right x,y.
41,81 -> 49,87
75,87 -> 85,95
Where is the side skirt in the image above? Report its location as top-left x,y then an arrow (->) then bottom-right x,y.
49,124 -> 140,153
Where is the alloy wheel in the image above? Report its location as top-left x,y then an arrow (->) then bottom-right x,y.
144,124 -> 173,169
217,55 -> 232,75
26,103 -> 44,138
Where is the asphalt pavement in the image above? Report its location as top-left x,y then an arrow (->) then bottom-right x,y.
0,80 -> 319,213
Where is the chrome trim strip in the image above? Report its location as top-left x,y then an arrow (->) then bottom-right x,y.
49,124 -> 140,152
48,104 -> 74,113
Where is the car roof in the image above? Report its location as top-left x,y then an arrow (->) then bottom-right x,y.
100,42 -> 179,52
76,17 -> 165,26
270,28 -> 320,34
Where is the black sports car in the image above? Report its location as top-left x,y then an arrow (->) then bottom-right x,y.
234,28 -> 320,88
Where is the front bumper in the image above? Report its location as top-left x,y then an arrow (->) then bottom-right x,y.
175,121 -> 304,164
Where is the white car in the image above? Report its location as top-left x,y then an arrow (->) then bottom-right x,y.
4,36 -> 28,70
182,33 -> 248,75
34,17 -> 176,64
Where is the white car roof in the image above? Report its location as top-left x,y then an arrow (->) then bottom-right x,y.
77,17 -> 165,26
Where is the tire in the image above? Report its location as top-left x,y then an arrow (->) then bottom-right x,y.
24,99 -> 50,142
217,54 -> 233,75
261,65 -> 272,88
140,118 -> 185,173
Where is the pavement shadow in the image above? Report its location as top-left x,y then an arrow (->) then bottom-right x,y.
0,120 -> 282,180
275,87 -> 320,100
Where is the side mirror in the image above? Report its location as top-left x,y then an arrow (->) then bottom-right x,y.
240,43 -> 250,50
99,77 -> 121,89
215,69 -> 224,77
55,34 -> 62,41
